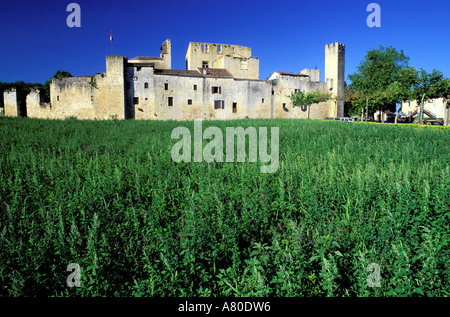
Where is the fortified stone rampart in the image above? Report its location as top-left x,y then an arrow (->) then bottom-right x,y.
2,40 -> 345,121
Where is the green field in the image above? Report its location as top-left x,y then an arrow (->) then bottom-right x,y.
0,116 -> 449,297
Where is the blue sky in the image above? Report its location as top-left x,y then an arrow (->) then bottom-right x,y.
1,0 -> 449,84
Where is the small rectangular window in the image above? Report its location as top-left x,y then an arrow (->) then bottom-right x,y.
218,45 -> 222,53
272,90 -> 274,95
232,102 -> 237,113
164,83 -> 169,90
202,61 -> 209,69
136,66 -> 141,71
168,97 -> 173,106
214,100 -> 224,110
193,84 -> 197,91
57,96 -> 60,101
134,97 -> 139,105
262,98 -> 265,103
188,99 -> 192,105
282,103 -> 286,108
144,82 -> 149,89
212,86 -> 221,94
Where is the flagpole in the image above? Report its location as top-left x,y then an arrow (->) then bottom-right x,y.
110,30 -> 113,56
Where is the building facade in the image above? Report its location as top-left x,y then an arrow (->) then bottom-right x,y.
3,39 -> 345,121
401,98 -> 448,122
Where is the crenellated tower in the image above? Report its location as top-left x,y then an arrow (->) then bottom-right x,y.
325,42 -> 345,117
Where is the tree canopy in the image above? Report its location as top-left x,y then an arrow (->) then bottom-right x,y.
347,45 -> 410,115
289,90 -> 332,119
346,46 -> 450,124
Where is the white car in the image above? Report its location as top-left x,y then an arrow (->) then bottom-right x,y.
337,117 -> 353,122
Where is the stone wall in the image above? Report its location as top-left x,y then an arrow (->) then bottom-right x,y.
4,41 -> 345,122
3,89 -> 18,117
3,88 -> 27,117
49,76 -> 96,119
26,89 -> 53,119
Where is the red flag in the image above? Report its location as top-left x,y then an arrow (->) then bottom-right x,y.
110,33 -> 113,41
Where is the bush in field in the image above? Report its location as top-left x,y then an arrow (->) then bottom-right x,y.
0,117 -> 448,297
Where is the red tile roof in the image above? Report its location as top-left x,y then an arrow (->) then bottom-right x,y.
197,68 -> 233,78
154,68 -> 234,78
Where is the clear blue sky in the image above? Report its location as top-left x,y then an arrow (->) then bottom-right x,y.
1,0 -> 448,84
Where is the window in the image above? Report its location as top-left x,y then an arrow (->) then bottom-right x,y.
136,66 -> 141,71
202,61 -> 209,69
262,98 -> 265,103
188,99 -> 192,105
168,97 -> 173,106
133,97 -> 139,105
193,84 -> 197,91
214,100 -> 225,110
217,45 -> 222,53
232,102 -> 237,113
282,103 -> 286,108
294,89 -> 300,93
57,96 -> 60,101
202,44 -> 209,53
212,86 -> 222,94
272,90 -> 274,95
144,82 -> 149,89
164,83 -> 169,90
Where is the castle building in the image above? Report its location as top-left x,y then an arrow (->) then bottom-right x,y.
2,39 -> 345,121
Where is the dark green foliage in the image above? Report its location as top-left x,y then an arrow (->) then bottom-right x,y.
0,117 -> 448,297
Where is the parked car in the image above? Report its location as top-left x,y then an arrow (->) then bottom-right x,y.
337,117 -> 354,122
423,120 -> 443,126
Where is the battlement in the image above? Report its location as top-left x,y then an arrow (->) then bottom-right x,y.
326,42 -> 345,49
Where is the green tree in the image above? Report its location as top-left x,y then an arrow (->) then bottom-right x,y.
348,46 -> 410,121
289,90 -> 332,119
409,69 -> 449,124
384,66 -> 419,123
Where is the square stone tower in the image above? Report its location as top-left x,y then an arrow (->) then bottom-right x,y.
325,43 -> 345,117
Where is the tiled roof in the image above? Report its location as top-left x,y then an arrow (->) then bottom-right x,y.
154,68 -> 234,78
275,72 -> 310,77
154,69 -> 202,77
129,56 -> 163,61
197,68 -> 233,78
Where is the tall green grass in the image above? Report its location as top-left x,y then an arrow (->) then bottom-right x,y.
0,116 -> 448,296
